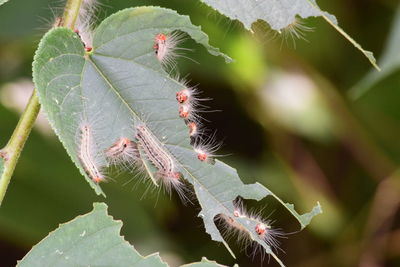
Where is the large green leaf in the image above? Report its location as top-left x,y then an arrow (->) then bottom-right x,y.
199,0 -> 379,70
32,6 -> 231,196
33,6 -> 321,266
18,203 -> 227,267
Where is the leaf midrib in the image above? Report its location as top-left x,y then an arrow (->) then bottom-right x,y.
88,54 -> 236,228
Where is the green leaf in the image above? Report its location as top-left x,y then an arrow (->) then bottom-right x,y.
269,191 -> 322,230
350,5 -> 400,99
199,0 -> 379,70
93,7 -> 232,63
181,257 -> 233,267
32,25 -> 105,195
18,202 -> 227,267
18,203 -> 168,267
33,6 -> 320,266
32,6 -> 231,196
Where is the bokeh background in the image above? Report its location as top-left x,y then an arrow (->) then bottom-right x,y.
1,0 -> 400,266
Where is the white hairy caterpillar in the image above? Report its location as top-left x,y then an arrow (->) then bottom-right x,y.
135,123 -> 187,200
217,199 -> 286,258
75,0 -> 100,52
176,83 -> 210,125
153,32 -> 186,69
78,123 -> 106,183
172,77 -> 217,151
193,131 -> 222,164
104,137 -> 139,168
153,31 -> 198,71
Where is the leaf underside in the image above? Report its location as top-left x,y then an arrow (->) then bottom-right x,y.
33,6 -> 321,266
18,202 -> 226,267
199,0 -> 379,70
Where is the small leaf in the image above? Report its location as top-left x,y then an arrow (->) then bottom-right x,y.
350,5 -> 400,99
199,0 -> 379,69
18,203 -> 169,267
18,202 -> 228,267
269,191 -> 322,230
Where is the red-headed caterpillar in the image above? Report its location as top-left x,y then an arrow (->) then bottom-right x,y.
175,81 -> 201,105
75,0 -> 100,52
217,199 -> 286,258
171,78 -> 221,163
187,122 -> 198,137
153,31 -> 188,69
193,131 -> 222,164
105,137 -> 139,166
178,103 -> 190,119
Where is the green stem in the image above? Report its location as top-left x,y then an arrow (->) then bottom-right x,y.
0,92 -> 40,205
0,0 -> 84,205
63,0 -> 83,29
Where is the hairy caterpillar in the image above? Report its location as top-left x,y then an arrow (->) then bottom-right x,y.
217,199 -> 286,257
153,32 -> 187,69
75,0 -> 100,52
105,137 -> 139,166
193,131 -> 221,164
78,123 -> 105,183
135,123 -> 187,200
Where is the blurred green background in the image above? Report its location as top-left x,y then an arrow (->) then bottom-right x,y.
1,0 -> 400,266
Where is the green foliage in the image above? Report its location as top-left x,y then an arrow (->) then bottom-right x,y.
32,6 -> 321,266
3,0 -> 396,266
18,203 -> 226,267
33,6 -> 230,194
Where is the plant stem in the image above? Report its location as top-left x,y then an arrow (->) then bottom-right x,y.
0,0 -> 84,205
63,0 -> 83,29
0,92 -> 40,205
